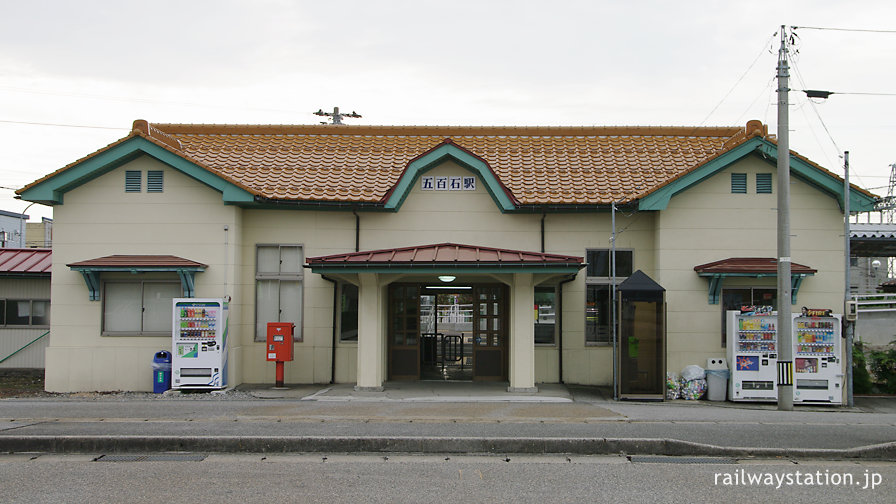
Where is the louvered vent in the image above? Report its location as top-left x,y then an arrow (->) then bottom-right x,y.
730,173 -> 747,194
147,170 -> 164,193
756,173 -> 772,194
125,170 -> 141,192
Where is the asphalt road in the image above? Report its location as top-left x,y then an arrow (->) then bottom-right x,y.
1,453 -> 894,504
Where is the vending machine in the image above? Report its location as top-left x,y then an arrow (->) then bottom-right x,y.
172,298 -> 229,390
792,311 -> 842,404
727,307 -> 778,402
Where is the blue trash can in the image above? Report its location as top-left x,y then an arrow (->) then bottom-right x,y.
152,351 -> 172,393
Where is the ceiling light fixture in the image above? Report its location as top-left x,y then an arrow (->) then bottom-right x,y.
438,275 -> 456,283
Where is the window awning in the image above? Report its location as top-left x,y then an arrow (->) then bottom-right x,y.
67,255 -> 207,300
694,258 -> 817,305
306,242 -> 585,275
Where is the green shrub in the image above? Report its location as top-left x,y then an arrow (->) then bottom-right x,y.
852,342 -> 873,394
868,341 -> 896,394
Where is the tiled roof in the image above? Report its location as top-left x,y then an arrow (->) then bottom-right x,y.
23,120 -> 777,206
22,118 -> 872,207
307,243 -> 583,266
694,257 -> 817,275
0,248 -> 51,275
67,255 -> 206,269
150,122 -> 760,205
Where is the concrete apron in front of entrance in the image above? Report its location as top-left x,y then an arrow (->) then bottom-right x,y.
239,381 -> 622,424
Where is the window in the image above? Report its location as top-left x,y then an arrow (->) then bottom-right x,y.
585,249 -> 633,344
102,281 -> 180,335
756,173 -> 773,194
720,287 -> 777,346
731,173 -> 747,194
339,283 -> 359,342
534,286 -> 556,345
147,170 -> 164,192
256,244 -> 303,342
125,170 -> 142,192
1,299 -> 50,326
586,249 -> 633,278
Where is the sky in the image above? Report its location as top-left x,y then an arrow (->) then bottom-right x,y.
2,0 -> 895,223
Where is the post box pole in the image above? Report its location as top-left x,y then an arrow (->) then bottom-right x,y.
275,361 -> 285,388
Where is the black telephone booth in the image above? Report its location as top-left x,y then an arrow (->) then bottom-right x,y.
616,270 -> 666,400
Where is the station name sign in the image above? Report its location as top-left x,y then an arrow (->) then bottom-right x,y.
421,175 -> 476,191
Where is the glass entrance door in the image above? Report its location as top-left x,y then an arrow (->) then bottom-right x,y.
388,284 -> 420,380
473,285 -> 507,381
388,283 -> 507,381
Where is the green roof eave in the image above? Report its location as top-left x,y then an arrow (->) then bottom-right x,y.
68,264 -> 205,300
638,137 -> 877,212
382,142 -> 517,213
697,270 -> 814,305
308,264 -> 584,275
18,136 -> 255,206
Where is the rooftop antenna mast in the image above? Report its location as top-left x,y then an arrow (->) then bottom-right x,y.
314,106 -> 362,125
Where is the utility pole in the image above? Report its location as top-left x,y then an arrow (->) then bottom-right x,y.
314,106 -> 362,125
776,26 -> 794,411
844,151 -> 855,407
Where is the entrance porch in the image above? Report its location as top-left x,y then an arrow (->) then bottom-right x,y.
306,243 -> 584,392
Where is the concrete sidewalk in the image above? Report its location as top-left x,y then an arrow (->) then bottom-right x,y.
1,382 -> 895,459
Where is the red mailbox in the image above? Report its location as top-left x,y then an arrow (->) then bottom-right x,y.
266,322 -> 295,362
266,322 -> 295,387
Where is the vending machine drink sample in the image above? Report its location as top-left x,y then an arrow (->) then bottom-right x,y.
792,311 -> 842,404
726,307 -> 778,401
172,298 -> 229,389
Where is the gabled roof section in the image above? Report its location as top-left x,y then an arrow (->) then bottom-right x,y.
638,122 -> 877,211
0,248 -> 52,275
306,242 -> 584,274
16,120 -> 257,206
381,139 -> 518,212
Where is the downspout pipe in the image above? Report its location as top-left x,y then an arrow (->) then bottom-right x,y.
541,213 -> 546,253
353,209 -> 360,252
556,274 -> 577,384
321,275 -> 339,384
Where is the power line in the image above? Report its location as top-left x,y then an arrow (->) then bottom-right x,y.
699,31 -> 778,126
792,26 -> 896,34
0,119 -> 127,130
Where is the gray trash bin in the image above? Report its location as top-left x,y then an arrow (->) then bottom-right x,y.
705,358 -> 729,402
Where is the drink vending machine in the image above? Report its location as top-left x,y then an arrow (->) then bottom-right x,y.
792,311 -> 842,404
172,298 -> 229,389
727,307 -> 778,402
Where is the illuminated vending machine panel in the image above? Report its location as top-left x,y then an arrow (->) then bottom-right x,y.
172,298 -> 229,389
726,309 -> 778,401
792,312 -> 842,404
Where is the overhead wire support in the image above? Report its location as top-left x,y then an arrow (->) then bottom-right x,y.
792,26 -> 896,34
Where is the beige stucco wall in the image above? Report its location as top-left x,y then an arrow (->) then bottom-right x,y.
45,156 -> 241,392
655,155 -> 846,376
41,151 -> 848,392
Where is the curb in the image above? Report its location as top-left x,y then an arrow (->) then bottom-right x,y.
3,436 -> 895,460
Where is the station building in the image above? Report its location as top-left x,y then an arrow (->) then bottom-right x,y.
17,119 -> 877,396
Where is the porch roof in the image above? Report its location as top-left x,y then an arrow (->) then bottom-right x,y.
694,257 -> 816,305
306,243 -> 584,275
67,255 -> 206,300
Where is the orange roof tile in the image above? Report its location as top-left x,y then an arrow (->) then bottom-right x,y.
28,118 -> 848,207
137,122 -> 764,206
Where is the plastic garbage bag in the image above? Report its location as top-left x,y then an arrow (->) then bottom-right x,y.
681,364 -> 705,381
